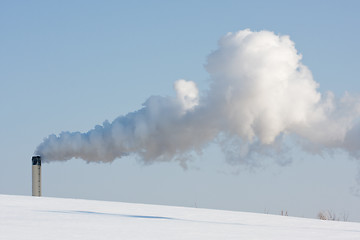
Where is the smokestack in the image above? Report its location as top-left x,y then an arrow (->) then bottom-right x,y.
32,156 -> 41,197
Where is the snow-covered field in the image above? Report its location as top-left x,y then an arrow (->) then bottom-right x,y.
1,194 -> 359,239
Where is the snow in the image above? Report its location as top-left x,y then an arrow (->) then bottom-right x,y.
1,194 -> 359,239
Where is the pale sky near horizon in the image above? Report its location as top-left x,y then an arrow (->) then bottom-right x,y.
1,0 -> 360,221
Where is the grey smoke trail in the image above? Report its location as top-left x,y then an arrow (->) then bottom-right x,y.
35,29 -> 360,166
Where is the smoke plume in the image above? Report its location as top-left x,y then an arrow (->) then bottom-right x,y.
35,29 -> 360,166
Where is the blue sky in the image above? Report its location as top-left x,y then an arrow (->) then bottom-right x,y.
1,0 -> 360,221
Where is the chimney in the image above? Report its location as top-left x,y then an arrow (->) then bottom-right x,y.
32,156 -> 41,196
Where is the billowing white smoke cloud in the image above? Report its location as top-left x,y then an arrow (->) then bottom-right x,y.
35,29 -> 360,167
